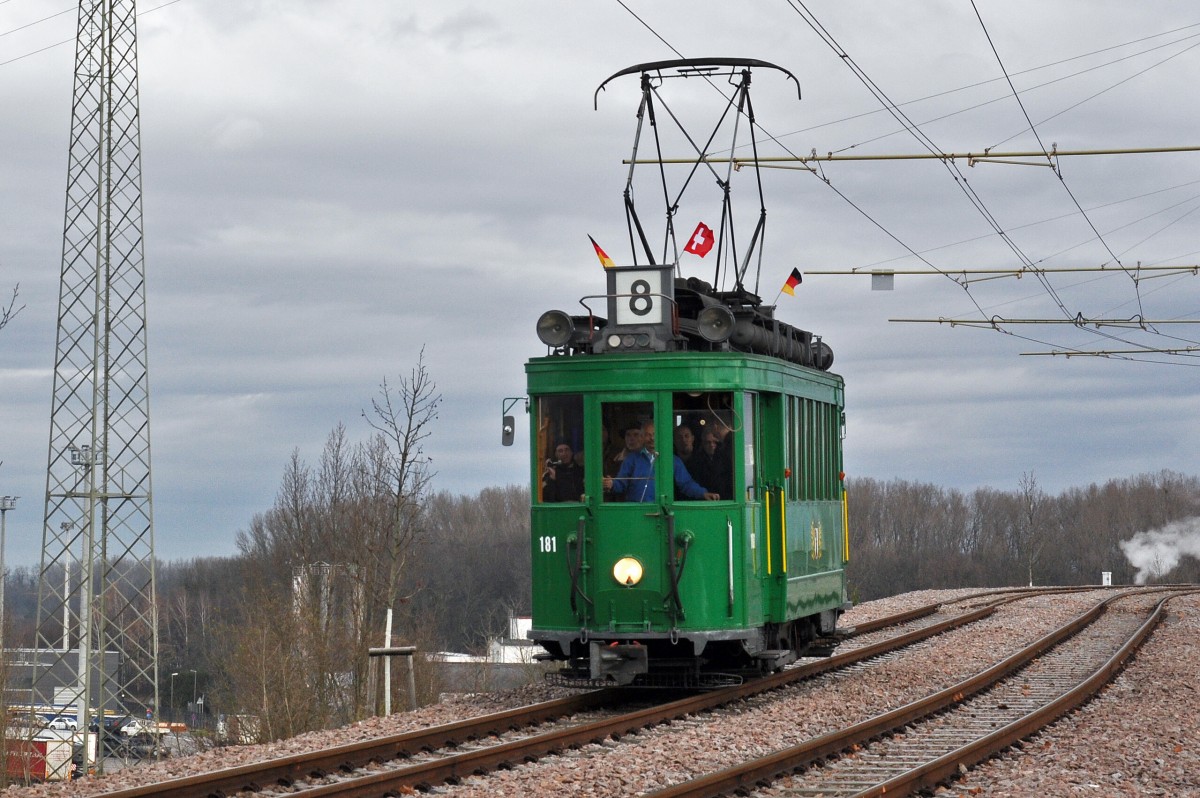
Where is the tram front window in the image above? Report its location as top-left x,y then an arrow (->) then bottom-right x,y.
535,395 -> 584,503
601,402 -> 654,502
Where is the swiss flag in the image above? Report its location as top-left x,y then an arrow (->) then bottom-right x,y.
684,222 -> 715,258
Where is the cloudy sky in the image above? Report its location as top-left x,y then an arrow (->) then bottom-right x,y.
2,1 -> 1198,566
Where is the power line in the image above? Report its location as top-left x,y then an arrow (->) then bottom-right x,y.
770,24 -> 1200,146
971,0 -> 1140,320
0,0 -> 186,67
615,1 -> 1199,362
1023,346 -> 1200,358
0,5 -> 73,40
635,144 -> 1200,166
891,316 -> 1200,327
806,264 -> 1200,277
609,1 -> 988,311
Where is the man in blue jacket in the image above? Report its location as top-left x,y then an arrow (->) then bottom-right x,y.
603,421 -> 719,502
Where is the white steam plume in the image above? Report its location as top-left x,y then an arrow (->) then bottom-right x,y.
1119,517 -> 1200,585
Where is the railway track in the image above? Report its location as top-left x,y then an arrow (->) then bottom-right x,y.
646,588 -> 1195,798
90,586 -> 1091,798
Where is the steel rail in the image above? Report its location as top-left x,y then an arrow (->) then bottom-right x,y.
90,586 -> 1080,798
258,601 -> 1001,798
91,690 -> 622,798
642,588 -> 1190,798
860,590 -> 1196,798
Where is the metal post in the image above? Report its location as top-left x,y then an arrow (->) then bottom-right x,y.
0,496 -> 15,650
383,609 -> 393,715
406,653 -> 417,711
189,669 -> 197,725
60,537 -> 70,652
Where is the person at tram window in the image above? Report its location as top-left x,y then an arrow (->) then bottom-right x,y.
708,412 -> 734,450
689,427 -> 733,500
603,421 -> 718,502
603,423 -> 630,476
542,441 -> 585,502
673,424 -> 696,466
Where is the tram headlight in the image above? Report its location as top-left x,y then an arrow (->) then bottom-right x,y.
536,310 -> 574,347
612,557 -> 644,587
696,305 -> 735,343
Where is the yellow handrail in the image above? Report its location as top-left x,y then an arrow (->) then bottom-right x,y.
779,488 -> 788,574
764,488 -> 772,575
842,488 -> 850,563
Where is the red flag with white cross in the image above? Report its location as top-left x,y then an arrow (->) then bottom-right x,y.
683,221 -> 714,257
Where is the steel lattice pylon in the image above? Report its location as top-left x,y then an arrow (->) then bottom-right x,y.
33,0 -> 159,762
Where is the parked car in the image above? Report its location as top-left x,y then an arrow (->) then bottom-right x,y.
45,717 -> 78,731
87,715 -> 130,734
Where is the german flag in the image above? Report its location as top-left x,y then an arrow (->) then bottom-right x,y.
781,267 -> 803,296
588,235 -> 615,269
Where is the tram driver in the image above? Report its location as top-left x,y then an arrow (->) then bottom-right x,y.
603,421 -> 719,502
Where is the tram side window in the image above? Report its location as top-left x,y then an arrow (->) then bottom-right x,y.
793,397 -> 840,501
787,396 -> 800,502
601,401 -> 654,502
535,395 -> 584,503
742,393 -> 756,502
672,392 -> 734,500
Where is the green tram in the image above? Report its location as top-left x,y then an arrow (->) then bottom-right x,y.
521,263 -> 851,686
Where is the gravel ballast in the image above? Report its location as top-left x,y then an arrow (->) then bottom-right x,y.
3,587 -> 1194,798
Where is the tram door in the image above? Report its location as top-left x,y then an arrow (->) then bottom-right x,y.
756,392 -> 789,622
591,397 -> 675,631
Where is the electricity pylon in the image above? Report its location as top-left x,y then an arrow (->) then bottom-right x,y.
32,0 -> 159,764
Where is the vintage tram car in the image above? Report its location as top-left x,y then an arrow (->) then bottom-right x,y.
522,265 -> 851,686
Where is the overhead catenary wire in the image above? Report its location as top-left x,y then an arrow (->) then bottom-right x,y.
776,2 -> 1200,363
614,1 -> 1191,364
771,24 -> 1200,146
805,264 -> 1200,276
1023,346 -> 1200,358
857,177 -> 1200,272
614,1 -> 995,318
890,316 -> 1200,326
821,32 -> 1200,159
781,0 -> 1076,321
988,35 -> 1200,152
631,144 -> 1200,166
969,0 -> 1144,325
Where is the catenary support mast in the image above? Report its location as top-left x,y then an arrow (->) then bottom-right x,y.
33,0 -> 159,768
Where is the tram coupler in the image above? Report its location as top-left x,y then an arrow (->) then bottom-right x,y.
590,640 -> 648,685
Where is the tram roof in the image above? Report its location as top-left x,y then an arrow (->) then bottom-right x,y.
525,349 -> 843,402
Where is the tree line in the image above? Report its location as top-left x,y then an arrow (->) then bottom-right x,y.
4,459 -> 1195,740
844,470 -> 1200,600
142,464 -> 1198,737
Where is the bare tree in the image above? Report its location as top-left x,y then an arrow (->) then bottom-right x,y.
1016,471 -> 1047,587
362,349 -> 441,620
0,284 -> 22,335
0,283 -> 21,466
359,350 -> 441,711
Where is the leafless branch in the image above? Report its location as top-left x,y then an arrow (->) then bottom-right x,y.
362,347 -> 442,610
0,284 -> 24,333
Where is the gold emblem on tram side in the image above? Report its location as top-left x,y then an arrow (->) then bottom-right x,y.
810,519 -> 823,560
